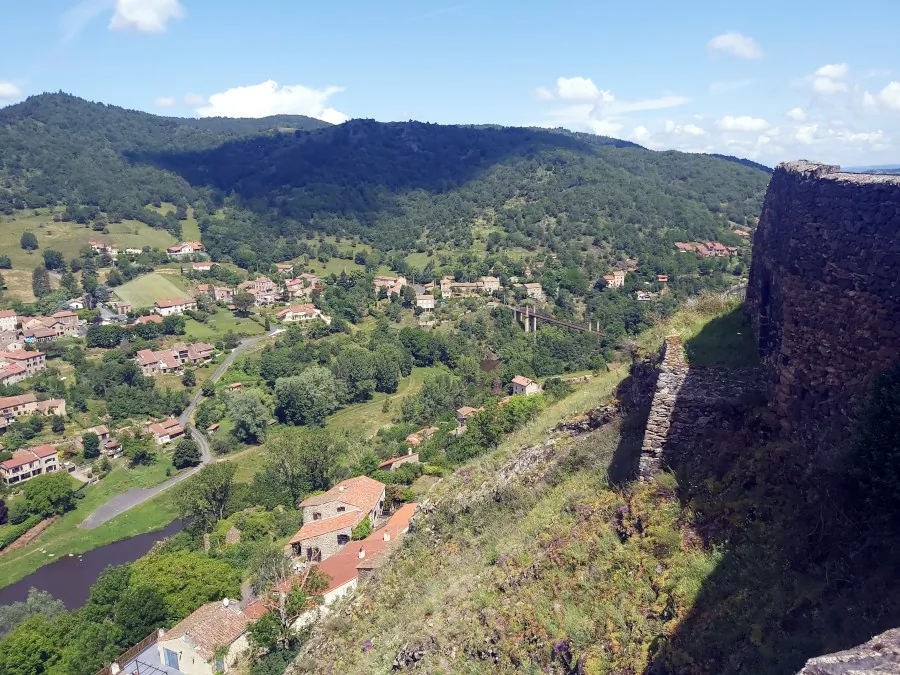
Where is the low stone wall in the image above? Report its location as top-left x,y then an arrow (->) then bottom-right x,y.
638,336 -> 763,480
639,336 -> 689,479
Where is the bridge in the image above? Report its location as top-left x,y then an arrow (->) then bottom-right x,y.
506,305 -> 602,335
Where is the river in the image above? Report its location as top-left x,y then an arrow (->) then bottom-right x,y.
0,520 -> 183,609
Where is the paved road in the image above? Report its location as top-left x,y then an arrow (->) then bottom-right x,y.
78,328 -> 284,530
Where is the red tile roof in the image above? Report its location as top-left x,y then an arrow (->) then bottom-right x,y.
299,475 -> 385,513
30,444 -> 58,458
0,310 -> 15,319
155,297 -> 192,309
136,314 -> 164,325
0,351 -> 44,361
512,375 -> 535,386
379,452 -> 420,469
289,511 -> 361,544
0,393 -> 37,410
162,601 -> 248,661
1,450 -> 41,470
316,503 -> 419,594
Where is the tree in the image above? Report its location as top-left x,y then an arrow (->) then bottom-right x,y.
112,585 -> 167,645
233,291 -> 255,315
351,515 -> 371,540
22,473 -> 76,517
172,439 -> 201,469
181,369 -> 196,387
19,232 -> 38,250
372,345 -> 402,393
123,434 -> 155,467
0,614 -> 67,675
201,380 -> 215,397
81,432 -> 100,459
129,550 -> 240,623
0,589 -> 65,635
50,416 -> 65,434
274,367 -> 339,427
226,390 -> 270,443
42,249 -> 64,271
262,427 -> 343,506
0,500 -> 6,526
175,462 -> 237,530
332,347 -> 376,403
31,267 -> 53,298
0,256 -> 11,269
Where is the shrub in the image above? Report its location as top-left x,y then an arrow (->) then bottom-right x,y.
172,439 -> 202,469
0,514 -> 42,550
351,515 -> 371,541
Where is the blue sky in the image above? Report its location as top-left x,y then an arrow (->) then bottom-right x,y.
2,0 -> 899,166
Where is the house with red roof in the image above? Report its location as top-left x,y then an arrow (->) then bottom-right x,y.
148,418 -> 185,445
511,375 -> 541,396
0,393 -> 38,429
292,476 -> 386,562
166,241 -> 206,257
379,450 -> 420,471
156,598 -> 249,674
0,444 -> 60,484
0,310 -> 16,333
276,304 -> 331,325
153,297 -> 197,317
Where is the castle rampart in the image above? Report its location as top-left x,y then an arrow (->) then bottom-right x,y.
746,161 -> 900,448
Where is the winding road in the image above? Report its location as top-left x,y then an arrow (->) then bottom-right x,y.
78,328 -> 284,530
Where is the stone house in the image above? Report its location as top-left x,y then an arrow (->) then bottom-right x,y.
156,599 -> 250,674
520,282 -> 545,302
373,275 -> 407,295
405,426 -> 437,446
288,511 -> 358,562
292,476 -> 386,562
511,375 -> 541,396
166,241 -> 206,257
378,450 -> 420,471
456,405 -> 483,426
36,399 -> 66,417
0,351 -> 46,381
603,270 -> 626,288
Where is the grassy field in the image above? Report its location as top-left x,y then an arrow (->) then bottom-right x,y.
0,210 -> 179,301
0,459 -> 180,589
184,312 -> 265,341
148,203 -> 202,242
114,272 -> 191,308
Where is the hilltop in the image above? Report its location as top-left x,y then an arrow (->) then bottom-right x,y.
0,93 -> 769,263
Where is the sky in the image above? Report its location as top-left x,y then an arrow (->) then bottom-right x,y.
1,0 -> 899,167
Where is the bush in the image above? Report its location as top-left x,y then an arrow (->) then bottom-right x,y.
7,501 -> 31,525
0,514 -> 42,550
351,515 -> 371,540
20,231 -> 38,250
274,509 -> 303,537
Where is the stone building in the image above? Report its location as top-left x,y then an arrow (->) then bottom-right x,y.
746,161 -> 900,450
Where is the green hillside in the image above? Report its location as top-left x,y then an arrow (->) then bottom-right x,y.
0,93 -> 769,268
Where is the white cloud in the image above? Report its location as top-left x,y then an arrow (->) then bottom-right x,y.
197,80 -> 348,123
811,63 -> 849,94
154,96 -> 175,107
716,115 -> 770,132
786,107 -> 806,121
532,86 -> 554,101
681,124 -> 706,136
183,92 -> 207,107
875,81 -> 900,110
795,124 -> 819,145
632,125 -> 652,144
815,63 -> 848,79
708,31 -> 763,59
109,0 -> 185,33
555,77 -> 605,101
0,81 -> 21,100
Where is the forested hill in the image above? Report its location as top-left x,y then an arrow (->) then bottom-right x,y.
0,92 -> 771,266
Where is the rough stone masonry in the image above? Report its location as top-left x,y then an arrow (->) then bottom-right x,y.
746,161 -> 900,453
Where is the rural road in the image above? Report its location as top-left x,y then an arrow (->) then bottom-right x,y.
78,328 -> 284,530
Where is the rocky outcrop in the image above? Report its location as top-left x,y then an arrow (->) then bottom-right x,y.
797,628 -> 900,674
747,161 -> 900,451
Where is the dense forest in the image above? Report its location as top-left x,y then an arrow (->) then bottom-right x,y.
0,93 -> 770,266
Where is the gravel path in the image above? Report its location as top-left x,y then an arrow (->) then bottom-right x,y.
78,328 -> 283,530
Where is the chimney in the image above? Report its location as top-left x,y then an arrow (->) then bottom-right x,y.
110,664 -> 121,675
407,449 -> 412,456
383,531 -> 390,542
358,547 -> 365,559
339,485 -> 346,492
223,598 -> 230,607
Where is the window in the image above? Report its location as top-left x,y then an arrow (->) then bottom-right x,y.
163,648 -> 179,668
313,512 -> 321,520
337,534 -> 350,545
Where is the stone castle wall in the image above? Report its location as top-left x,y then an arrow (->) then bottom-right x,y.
746,161 -> 900,449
